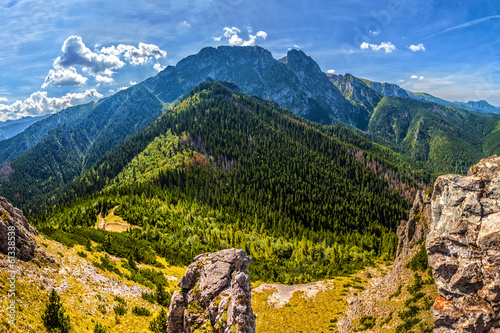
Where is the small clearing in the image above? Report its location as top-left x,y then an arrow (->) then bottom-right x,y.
96,205 -> 141,233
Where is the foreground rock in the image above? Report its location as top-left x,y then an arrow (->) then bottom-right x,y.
168,248 -> 255,333
427,156 -> 500,332
0,197 -> 53,264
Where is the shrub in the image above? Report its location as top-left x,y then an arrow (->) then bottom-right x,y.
94,323 -> 108,333
113,305 -> 127,316
77,251 -> 87,258
132,306 -> 151,316
149,308 -> 169,333
41,289 -> 71,333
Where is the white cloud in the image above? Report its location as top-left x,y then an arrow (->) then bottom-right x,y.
397,79 -> 405,84
54,36 -> 125,75
419,76 -> 425,80
327,69 -> 335,74
0,97 -> 8,103
0,89 -> 102,121
256,31 -> 268,39
153,63 -> 166,72
369,30 -> 380,36
95,75 -> 114,83
42,67 -> 88,88
180,21 -> 191,28
129,81 -> 137,86
360,41 -> 396,53
411,75 -> 425,80
411,75 -> 418,79
409,43 -> 426,52
215,27 -> 268,46
118,86 -> 129,91
104,43 -> 167,65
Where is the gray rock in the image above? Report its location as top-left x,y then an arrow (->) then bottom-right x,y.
427,155 -> 500,332
167,248 -> 255,333
0,197 -> 54,264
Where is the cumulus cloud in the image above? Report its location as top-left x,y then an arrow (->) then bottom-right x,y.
0,89 -> 102,121
397,79 -> 405,84
129,81 -> 137,86
411,75 -> 425,80
42,67 -> 88,88
95,75 -> 114,83
0,97 -> 8,103
54,35 -> 125,75
409,43 -> 426,52
360,41 -> 396,53
327,69 -> 335,74
101,43 -> 167,65
153,63 -> 166,72
215,27 -> 268,46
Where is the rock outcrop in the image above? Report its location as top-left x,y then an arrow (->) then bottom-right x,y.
0,197 -> 53,264
427,156 -> 500,332
395,190 -> 432,263
167,249 -> 255,333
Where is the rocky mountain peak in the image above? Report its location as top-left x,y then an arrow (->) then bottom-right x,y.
427,155 -> 500,332
167,248 -> 255,333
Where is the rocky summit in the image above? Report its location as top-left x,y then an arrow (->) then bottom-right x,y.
427,155 -> 500,332
167,248 -> 255,333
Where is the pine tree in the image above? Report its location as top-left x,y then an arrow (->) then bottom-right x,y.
149,308 -> 168,333
41,289 -> 71,333
128,254 -> 138,271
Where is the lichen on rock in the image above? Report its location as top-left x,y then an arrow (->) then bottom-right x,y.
167,248 -> 255,333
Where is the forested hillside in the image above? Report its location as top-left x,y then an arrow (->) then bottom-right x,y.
368,97 -> 500,175
34,83 -> 427,284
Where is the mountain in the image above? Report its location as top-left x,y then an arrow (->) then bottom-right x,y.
328,73 -> 382,125
454,99 -> 500,114
0,87 -> 165,213
0,115 -> 48,141
0,102 -> 96,164
367,96 -> 497,174
32,82 -> 427,284
360,78 -> 410,98
144,46 -> 364,127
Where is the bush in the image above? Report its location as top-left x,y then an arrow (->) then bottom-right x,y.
94,323 -> 108,333
132,306 -> 151,316
407,243 -> 428,271
113,305 -> 127,316
41,289 -> 71,333
114,295 -> 127,306
149,308 -> 169,333
77,251 -> 87,258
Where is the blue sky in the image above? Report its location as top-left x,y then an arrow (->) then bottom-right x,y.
1,0 -> 500,120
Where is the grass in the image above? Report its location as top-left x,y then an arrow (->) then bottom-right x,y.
0,235 -> 184,332
251,276 -> 373,332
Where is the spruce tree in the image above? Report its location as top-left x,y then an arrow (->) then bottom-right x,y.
41,289 -> 71,333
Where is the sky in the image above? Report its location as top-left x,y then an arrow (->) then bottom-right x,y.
1,0 -> 500,120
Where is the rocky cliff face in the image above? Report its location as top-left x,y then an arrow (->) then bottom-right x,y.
167,248 -> 255,333
0,196 -> 52,263
427,155 -> 500,332
145,46 -> 363,127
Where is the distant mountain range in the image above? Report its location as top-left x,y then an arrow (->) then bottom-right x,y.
0,115 -> 47,141
2,45 -> 500,214
329,73 -> 500,115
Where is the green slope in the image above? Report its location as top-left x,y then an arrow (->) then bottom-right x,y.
367,96 -> 500,175
35,82 -> 427,283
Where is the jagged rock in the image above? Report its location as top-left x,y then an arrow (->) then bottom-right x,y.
0,197 -> 53,264
167,248 -> 255,333
427,155 -> 500,332
395,190 -> 432,263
